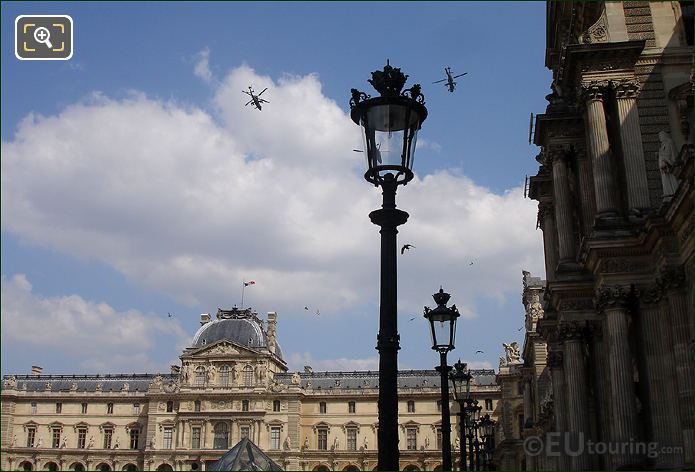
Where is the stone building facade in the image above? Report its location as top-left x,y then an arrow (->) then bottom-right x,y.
523,1 -> 693,470
1,308 -> 501,471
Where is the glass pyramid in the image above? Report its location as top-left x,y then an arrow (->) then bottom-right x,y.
208,437 -> 283,471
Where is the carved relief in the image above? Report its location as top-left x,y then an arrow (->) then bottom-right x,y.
578,8 -> 609,44
612,79 -> 641,99
660,265 -> 686,291
595,285 -> 632,311
557,298 -> 594,312
558,322 -> 586,341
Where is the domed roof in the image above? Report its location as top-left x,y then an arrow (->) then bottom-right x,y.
191,308 -> 283,360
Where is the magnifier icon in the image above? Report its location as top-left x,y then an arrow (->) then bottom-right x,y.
33,27 -> 53,49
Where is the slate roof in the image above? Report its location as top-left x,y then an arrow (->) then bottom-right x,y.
274,369 -> 497,390
1,374 -> 176,393
192,314 -> 284,360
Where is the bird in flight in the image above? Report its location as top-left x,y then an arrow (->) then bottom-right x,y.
469,262 -> 474,266
315,309 -> 320,316
168,312 -> 173,318
401,244 -> 415,254
304,306 -> 309,310
409,316 -> 416,322
475,350 -> 484,354
518,327 -> 524,331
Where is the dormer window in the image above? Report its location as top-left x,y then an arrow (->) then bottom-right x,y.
219,365 -> 230,387
195,367 -> 206,387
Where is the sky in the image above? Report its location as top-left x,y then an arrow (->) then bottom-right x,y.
1,2 -> 551,377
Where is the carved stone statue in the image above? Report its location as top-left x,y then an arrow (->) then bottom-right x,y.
303,436 -> 310,450
232,364 -> 239,382
503,342 -> 521,364
363,435 -> 368,450
113,436 -> 120,449
291,372 -> 301,385
283,436 -> 291,451
332,436 -> 339,451
61,435 -> 68,448
95,383 -> 103,392
454,437 -> 460,451
499,356 -> 507,369
3,376 -> 17,389
658,130 -> 680,197
425,436 -> 430,449
87,435 -> 94,449
150,434 -> 156,449
11,434 -> 17,447
121,383 -> 129,392
36,438 -> 43,448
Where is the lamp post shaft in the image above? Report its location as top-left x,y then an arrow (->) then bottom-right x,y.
459,409 -> 467,471
437,352 -> 453,471
370,179 -> 408,471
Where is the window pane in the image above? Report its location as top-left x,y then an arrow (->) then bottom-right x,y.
81,403 -> 88,414
103,429 -> 113,449
107,403 -> 113,414
130,429 -> 139,449
270,427 -> 280,450
52,428 -> 61,448
347,429 -> 357,451
240,426 -> 249,439
407,428 -> 417,450
55,403 -> 62,414
78,429 -> 86,449
27,428 -> 36,448
163,427 -> 173,449
214,423 -> 228,449
318,429 -> 327,450
192,427 -> 201,449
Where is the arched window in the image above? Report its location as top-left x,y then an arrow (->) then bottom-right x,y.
213,422 -> 229,449
20,462 -> 32,471
97,464 -> 111,472
122,465 -> 138,471
403,465 -> 420,471
343,466 -> 360,471
45,463 -> 59,471
242,365 -> 254,386
156,465 -> 174,471
71,463 -> 85,471
219,365 -> 230,386
195,366 -> 206,387
166,400 -> 174,412
313,466 -> 330,471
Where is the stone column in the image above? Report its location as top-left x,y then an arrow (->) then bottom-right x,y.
583,83 -> 619,218
547,350 -> 568,470
596,285 -> 640,468
639,284 -> 682,468
614,79 -> 650,214
539,202 -> 558,281
560,323 -> 591,470
574,145 -> 597,236
548,146 -> 577,263
589,321 -> 613,469
662,267 -> 693,464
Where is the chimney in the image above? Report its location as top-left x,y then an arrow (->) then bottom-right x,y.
200,313 -> 211,326
266,312 -> 277,354
304,365 -> 313,373
31,365 -> 43,376
170,365 -> 181,375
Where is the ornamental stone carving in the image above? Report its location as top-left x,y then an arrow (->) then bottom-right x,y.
3,376 -> 17,389
612,79 -> 641,99
557,298 -> 594,312
595,284 -> 632,311
660,266 -> 686,291
559,322 -> 586,341
502,342 -> 522,364
581,82 -> 609,102
579,8 -> 609,44
635,283 -> 664,305
658,131 -> 680,198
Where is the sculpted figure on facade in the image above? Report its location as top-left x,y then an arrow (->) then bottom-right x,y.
303,436 -> 310,450
283,435 -> 291,451
503,342 -> 521,364
61,435 -> 68,448
113,436 -> 120,449
3,375 -> 16,389
35,438 -> 43,448
658,130 -> 680,197
87,435 -> 94,449
11,435 -> 16,447
363,435 -> 368,450
291,372 -> 301,384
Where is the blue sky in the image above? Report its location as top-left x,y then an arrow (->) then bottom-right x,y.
2,2 -> 550,376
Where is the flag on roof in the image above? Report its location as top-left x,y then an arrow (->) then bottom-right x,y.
244,280 -> 256,287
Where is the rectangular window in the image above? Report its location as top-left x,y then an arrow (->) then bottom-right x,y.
194,400 -> 201,412
77,428 -> 87,449
485,399 -> 493,411
437,400 -> 442,412
240,426 -> 249,439
406,428 -> 417,450
273,400 -> 281,412
191,427 -> 201,449
319,402 -> 326,414
220,368 -> 229,387
243,367 -> 253,386
55,402 -> 62,414
270,426 -> 281,450
107,403 -> 114,414
242,400 -> 249,412
130,429 -> 139,449
195,370 -> 206,387
31,402 -> 37,415
347,428 -> 357,451
436,428 -> 442,451
133,403 -> 141,415
407,400 -> 415,413
27,427 -> 36,448
348,401 -> 356,414
166,401 -> 174,412
103,429 -> 113,449
317,428 -> 328,450
81,403 -> 88,414
52,428 -> 61,448
163,427 -> 173,449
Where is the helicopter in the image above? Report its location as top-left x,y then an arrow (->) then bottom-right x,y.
242,86 -> 269,111
433,67 -> 468,93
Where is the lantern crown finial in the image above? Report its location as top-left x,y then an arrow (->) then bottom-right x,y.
368,61 -> 409,97
432,287 -> 451,307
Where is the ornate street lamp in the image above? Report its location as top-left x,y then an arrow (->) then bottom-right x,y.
451,360 -> 473,471
350,62 -> 427,471
424,287 -> 460,471
478,414 -> 496,470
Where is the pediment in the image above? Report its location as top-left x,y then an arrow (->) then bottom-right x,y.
183,340 -> 257,358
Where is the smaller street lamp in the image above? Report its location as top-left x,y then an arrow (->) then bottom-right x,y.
451,360 -> 473,471
478,414 -> 496,470
424,288 -> 460,471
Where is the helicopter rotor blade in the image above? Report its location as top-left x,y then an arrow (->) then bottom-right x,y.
258,88 -> 268,96
452,73 -> 468,78
432,79 -> 447,84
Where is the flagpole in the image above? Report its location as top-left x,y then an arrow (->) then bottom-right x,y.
241,280 -> 245,308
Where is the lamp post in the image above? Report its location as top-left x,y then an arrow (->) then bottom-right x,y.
350,62 -> 427,471
451,360 -> 473,471
424,288 -> 460,471
478,414 -> 496,470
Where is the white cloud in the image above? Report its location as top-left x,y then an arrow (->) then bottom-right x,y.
1,64 -> 544,326
193,47 -> 213,83
1,274 -> 189,372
